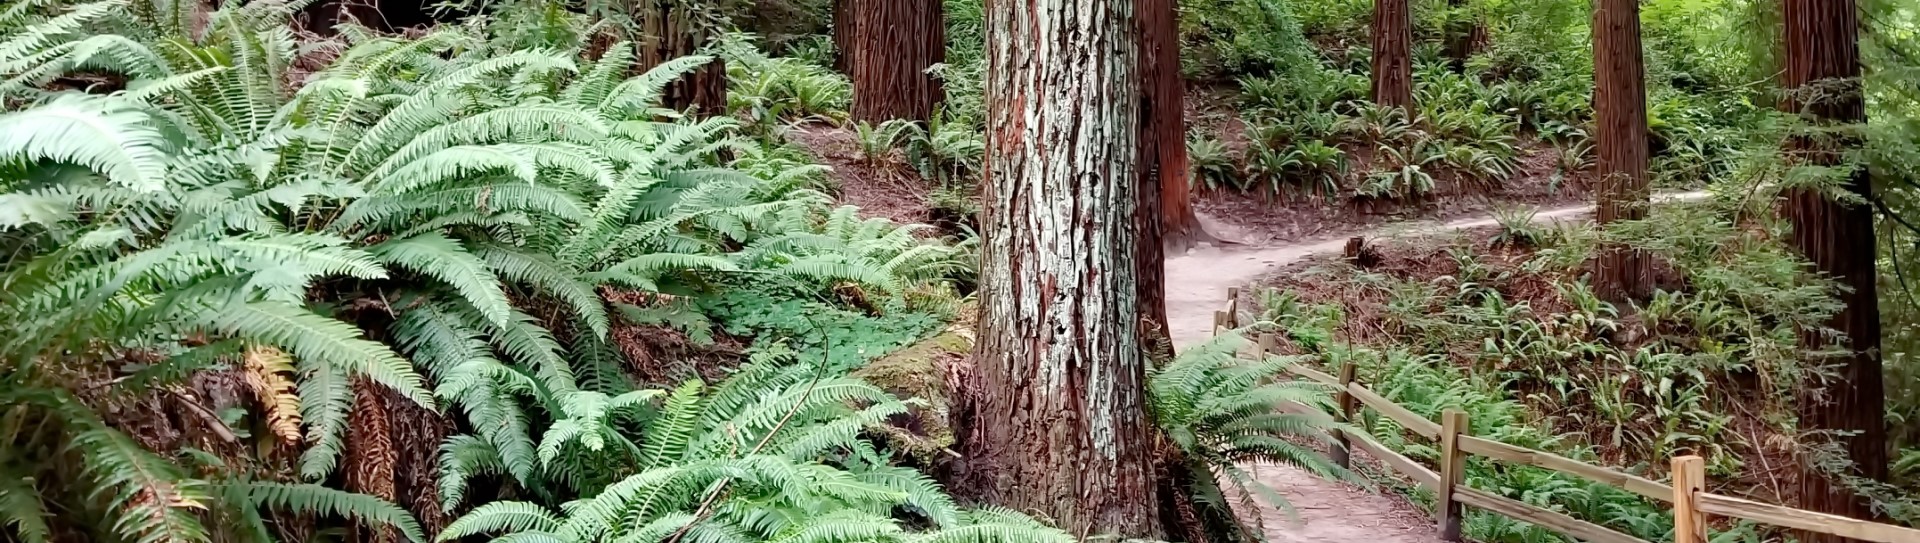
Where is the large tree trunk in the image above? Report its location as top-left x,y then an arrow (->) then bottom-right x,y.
1141,0 -> 1214,253
960,0 -> 1160,539
638,2 -> 727,116
849,0 -> 945,124
1591,0 -> 1652,302
832,0 -> 856,73
1782,1 -> 1888,539
1370,0 -> 1415,110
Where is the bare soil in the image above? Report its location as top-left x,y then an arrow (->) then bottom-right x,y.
785,124 -> 940,227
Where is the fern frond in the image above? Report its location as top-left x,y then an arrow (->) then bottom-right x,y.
339,49 -> 577,175
562,41 -> 632,108
472,245 -> 606,337
598,54 -> 715,115
0,465 -> 51,543
238,482 -> 426,543
0,94 -> 170,192
198,300 -> 432,406
295,353 -> 353,479
371,232 -> 515,329
437,501 -> 560,541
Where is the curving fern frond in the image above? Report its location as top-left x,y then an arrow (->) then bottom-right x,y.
0,94 -> 171,192
371,232 -> 516,329
597,54 -> 715,116
235,482 -> 427,543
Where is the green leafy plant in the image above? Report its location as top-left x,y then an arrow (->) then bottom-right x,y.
439,351 -> 1076,543
1149,330 -> 1356,536
853,119 -> 917,165
1357,139 -> 1441,202
1189,134 -> 1240,191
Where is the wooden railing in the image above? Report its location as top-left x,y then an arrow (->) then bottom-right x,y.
1209,291 -> 1920,543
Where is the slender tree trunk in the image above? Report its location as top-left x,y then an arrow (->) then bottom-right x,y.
849,0 -> 945,124
832,0 -> 856,74
1591,0 -> 1652,302
1140,0 -> 1214,253
1782,2 -> 1887,539
960,0 -> 1160,539
638,2 -> 727,116
1370,0 -> 1415,110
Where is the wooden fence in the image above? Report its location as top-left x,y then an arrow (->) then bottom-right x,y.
1210,290 -> 1920,543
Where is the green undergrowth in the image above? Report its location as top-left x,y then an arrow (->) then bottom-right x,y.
1252,199 -> 1920,542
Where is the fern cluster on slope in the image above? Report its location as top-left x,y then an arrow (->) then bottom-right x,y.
0,1 -> 971,541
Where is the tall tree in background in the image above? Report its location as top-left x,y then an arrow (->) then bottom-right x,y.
1141,0 -> 1214,253
831,0 -> 855,73
848,0 -> 945,123
1370,0 -> 1415,110
1781,0 -> 1888,537
960,0 -> 1161,539
636,2 -> 728,116
1591,0 -> 1652,301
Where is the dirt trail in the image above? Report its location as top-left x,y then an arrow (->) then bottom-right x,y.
1164,193 -> 1708,543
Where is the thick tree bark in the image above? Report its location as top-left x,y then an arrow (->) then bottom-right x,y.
1782,1 -> 1887,539
1591,0 -> 1652,302
849,0 -> 945,124
832,0 -> 856,73
960,0 -> 1160,539
1140,0 -> 1213,253
1370,0 -> 1415,110
638,3 -> 727,116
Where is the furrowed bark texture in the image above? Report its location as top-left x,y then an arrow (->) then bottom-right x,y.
1370,0 -> 1415,110
963,0 -> 1161,538
832,0 -> 856,73
850,0 -> 945,123
1782,2 -> 1887,540
1592,0 -> 1653,301
639,2 -> 727,116
1140,0 -> 1211,253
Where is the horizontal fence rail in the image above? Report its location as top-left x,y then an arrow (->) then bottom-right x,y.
1209,290 -> 1920,543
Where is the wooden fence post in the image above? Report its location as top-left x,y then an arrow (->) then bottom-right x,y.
1673,455 -> 1706,543
1226,287 -> 1240,328
1437,410 -> 1470,541
1329,360 -> 1358,469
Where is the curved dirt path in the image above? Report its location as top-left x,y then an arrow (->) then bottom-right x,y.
1163,193 -> 1707,543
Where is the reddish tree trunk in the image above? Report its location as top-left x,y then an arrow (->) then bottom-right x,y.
639,3 -> 727,116
832,0 -> 856,73
1782,2 -> 1887,539
1592,0 -> 1652,301
961,0 -> 1160,539
1370,0 -> 1415,110
849,0 -> 945,123
1140,0 -> 1213,254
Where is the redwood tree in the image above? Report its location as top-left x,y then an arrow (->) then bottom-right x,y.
1370,0 -> 1415,110
637,3 -> 727,116
1782,1 -> 1887,538
1140,0 -> 1214,253
960,0 -> 1161,538
832,0 -> 856,73
1591,0 -> 1652,301
848,0 -> 945,123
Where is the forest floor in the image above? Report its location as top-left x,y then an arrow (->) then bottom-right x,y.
1164,193 -> 1707,543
